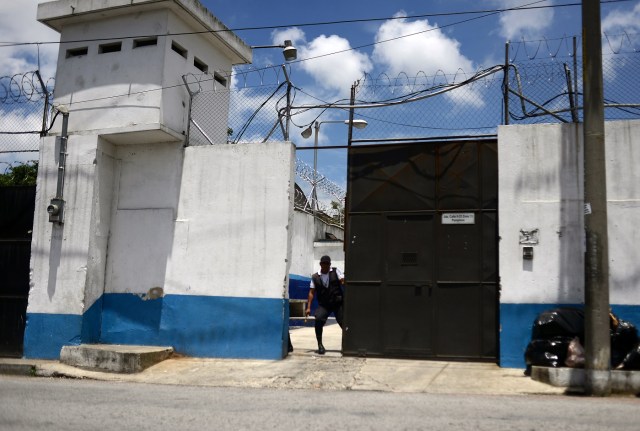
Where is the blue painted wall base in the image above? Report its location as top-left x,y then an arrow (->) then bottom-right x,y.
500,303 -> 640,369
24,294 -> 289,360
23,313 -> 83,359
24,291 -> 640,366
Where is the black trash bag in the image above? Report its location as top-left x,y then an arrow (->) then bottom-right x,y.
531,307 -> 585,343
525,336 -> 574,369
525,307 -> 640,374
611,319 -> 639,368
619,342 -> 640,370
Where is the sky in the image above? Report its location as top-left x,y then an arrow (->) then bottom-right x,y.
1,0 -> 640,197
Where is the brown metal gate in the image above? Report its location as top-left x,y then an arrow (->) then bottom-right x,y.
0,186 -> 35,357
343,139 -> 498,360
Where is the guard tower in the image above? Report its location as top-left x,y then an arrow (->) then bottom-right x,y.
38,0 -> 251,143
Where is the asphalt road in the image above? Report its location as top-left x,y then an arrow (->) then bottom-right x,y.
1,376 -> 639,430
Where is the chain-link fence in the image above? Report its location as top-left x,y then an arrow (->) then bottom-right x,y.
183,34 -> 640,227
3,35 -> 637,225
505,35 -> 640,125
0,71 -> 52,154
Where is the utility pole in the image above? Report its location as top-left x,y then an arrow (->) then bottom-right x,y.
582,0 -> 611,397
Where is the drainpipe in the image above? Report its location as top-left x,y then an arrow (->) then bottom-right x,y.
47,106 -> 69,224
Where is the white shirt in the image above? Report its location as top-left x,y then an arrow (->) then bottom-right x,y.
309,267 -> 344,289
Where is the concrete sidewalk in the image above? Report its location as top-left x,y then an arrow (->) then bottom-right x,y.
0,324 -> 565,396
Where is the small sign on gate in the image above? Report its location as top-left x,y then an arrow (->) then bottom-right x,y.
442,212 -> 475,225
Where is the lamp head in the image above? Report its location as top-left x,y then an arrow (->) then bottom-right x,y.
282,40 -> 297,61
346,119 -> 368,129
301,126 -> 313,139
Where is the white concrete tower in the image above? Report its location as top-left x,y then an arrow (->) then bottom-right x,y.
24,1 -> 299,363
37,0 -> 251,143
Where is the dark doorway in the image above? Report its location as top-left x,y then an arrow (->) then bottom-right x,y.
343,139 -> 498,360
0,186 -> 35,357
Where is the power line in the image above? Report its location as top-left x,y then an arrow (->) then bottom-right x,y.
6,0 -> 630,111
57,0 -> 548,108
0,0 -> 631,47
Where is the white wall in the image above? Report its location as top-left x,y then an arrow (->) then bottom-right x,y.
28,135 -> 100,314
289,211 -> 315,277
313,241 -> 345,274
103,142 -> 183,297
45,5 -> 240,141
289,210 -> 345,277
164,142 -> 295,299
604,120 -> 640,304
498,120 -> 640,306
83,139 -> 116,309
51,10 -> 168,135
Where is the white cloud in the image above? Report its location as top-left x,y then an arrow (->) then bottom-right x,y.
493,0 -> 555,40
272,28 -> 373,96
271,27 -> 306,48
371,12 -> 483,107
602,2 -> 640,33
600,2 -> 640,81
372,12 -> 474,77
0,0 -> 59,78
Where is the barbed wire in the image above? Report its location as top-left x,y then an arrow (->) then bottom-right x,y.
3,36 -> 639,159
232,64 -> 292,88
0,71 -> 52,152
603,31 -> 640,54
508,32 -> 640,62
295,157 -> 346,201
0,71 -> 53,104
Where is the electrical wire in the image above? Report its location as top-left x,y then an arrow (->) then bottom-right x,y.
231,81 -> 286,143
7,0 -> 632,111
0,0 -> 631,47
289,65 -> 506,111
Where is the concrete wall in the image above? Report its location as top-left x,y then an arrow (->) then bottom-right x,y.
99,142 -> 295,359
288,210 -> 314,279
498,120 -> 640,368
25,134 -> 101,357
605,121 -> 640,302
289,210 -> 344,276
25,139 -> 295,359
166,142 -> 294,300
25,0 -> 295,360
288,209 -> 344,304
50,10 -> 166,135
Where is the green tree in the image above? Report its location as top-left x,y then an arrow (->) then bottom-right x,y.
330,200 -> 345,225
0,161 -> 38,186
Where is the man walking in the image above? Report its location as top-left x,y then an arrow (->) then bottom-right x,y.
305,255 -> 344,354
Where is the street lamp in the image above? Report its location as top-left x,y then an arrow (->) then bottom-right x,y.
300,119 -> 368,218
251,40 -> 297,62
250,40 -> 297,140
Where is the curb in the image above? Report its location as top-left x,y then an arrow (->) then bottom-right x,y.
531,366 -> 640,395
0,362 -> 36,376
